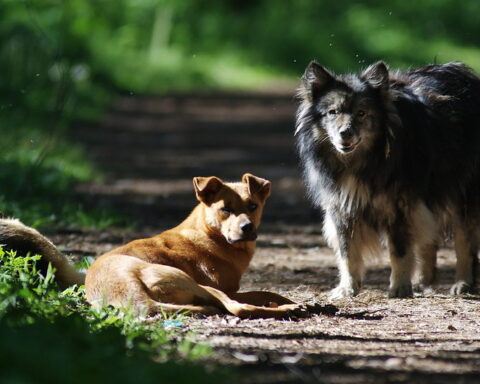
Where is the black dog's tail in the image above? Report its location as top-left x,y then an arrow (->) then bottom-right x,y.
0,218 -> 85,288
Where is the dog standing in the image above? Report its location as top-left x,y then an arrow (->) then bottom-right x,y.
295,61 -> 480,298
0,174 -> 301,318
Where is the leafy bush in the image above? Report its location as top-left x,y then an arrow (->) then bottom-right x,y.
0,247 -> 225,383
0,151 -> 122,228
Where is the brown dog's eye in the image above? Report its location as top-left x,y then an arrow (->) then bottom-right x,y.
357,110 -> 366,117
220,207 -> 232,215
247,203 -> 257,212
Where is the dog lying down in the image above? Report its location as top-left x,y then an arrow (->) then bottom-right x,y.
0,174 -> 306,319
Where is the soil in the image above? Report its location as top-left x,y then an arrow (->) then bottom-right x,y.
59,91 -> 479,383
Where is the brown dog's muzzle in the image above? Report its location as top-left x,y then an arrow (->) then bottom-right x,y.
241,222 -> 254,234
227,220 -> 257,243
240,221 -> 257,241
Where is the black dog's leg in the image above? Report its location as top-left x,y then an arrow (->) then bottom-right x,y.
451,217 -> 477,295
387,212 -> 414,298
413,242 -> 438,291
324,211 -> 364,299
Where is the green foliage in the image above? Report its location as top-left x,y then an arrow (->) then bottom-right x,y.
9,1 -> 479,97
159,0 -> 480,74
0,248 -> 223,383
2,0 -> 479,228
0,1 -> 120,228
0,318 -> 219,384
3,0 -> 479,111
0,150 -> 124,228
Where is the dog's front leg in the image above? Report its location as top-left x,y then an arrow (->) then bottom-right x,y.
324,211 -> 364,299
387,213 -> 414,298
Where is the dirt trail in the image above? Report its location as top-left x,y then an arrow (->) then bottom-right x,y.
65,91 -> 480,383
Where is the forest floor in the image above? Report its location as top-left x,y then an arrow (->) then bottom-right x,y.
53,91 -> 480,383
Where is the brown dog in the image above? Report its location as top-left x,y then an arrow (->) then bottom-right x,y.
0,174 -> 302,318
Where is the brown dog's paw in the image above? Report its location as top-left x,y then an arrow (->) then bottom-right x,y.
278,303 -> 309,318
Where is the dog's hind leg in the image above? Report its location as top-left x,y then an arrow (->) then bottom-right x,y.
387,239 -> 414,298
389,203 -> 439,298
141,265 -> 304,318
86,256 -> 226,316
451,218 -> 477,295
139,264 -> 227,315
412,205 -> 440,292
87,256 -> 303,318
387,209 -> 416,298
413,243 -> 438,292
200,285 -> 304,319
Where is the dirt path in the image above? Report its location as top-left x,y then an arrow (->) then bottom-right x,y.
63,91 -> 480,383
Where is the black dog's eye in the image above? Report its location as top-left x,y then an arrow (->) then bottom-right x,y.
328,109 -> 337,115
220,207 -> 232,215
247,203 -> 258,212
357,110 -> 366,117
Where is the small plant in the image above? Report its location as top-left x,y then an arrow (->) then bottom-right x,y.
0,247 -> 225,383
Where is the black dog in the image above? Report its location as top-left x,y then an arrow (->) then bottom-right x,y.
295,61 -> 480,298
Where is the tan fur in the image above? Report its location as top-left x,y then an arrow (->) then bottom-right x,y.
0,218 -> 85,288
86,173 -> 302,318
1,174 -> 302,319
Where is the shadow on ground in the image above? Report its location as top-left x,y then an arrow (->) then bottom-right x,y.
64,91 -> 480,384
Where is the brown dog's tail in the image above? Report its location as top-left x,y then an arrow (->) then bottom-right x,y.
0,218 -> 85,287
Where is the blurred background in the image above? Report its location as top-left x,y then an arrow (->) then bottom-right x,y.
2,0 -> 480,229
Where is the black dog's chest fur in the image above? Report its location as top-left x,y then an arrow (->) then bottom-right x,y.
309,157 -> 401,232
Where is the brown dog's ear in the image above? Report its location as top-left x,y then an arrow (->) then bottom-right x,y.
193,176 -> 224,204
242,173 -> 271,201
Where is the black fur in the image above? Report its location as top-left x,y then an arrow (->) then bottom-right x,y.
296,61 -> 480,297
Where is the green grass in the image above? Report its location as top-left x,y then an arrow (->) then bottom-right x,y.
0,247 -> 226,383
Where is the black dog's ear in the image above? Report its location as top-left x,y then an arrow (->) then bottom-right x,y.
242,173 -> 271,201
361,61 -> 389,90
302,61 -> 334,98
193,176 -> 224,204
